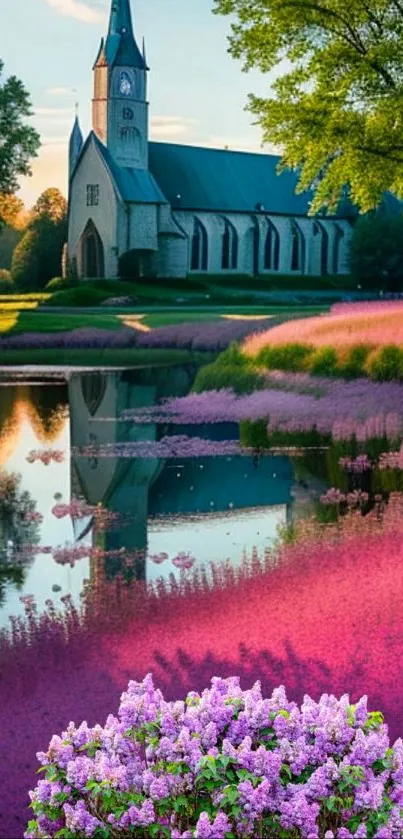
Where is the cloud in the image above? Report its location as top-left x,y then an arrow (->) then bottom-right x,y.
150,116 -> 199,140
46,87 -> 77,97
43,0 -> 106,23
35,107 -> 73,116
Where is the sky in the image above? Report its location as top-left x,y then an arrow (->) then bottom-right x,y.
1,0 -> 276,208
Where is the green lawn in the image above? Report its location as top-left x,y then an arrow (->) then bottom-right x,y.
0,306 -> 328,336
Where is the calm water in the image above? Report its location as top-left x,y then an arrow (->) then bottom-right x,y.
1,364 -> 403,837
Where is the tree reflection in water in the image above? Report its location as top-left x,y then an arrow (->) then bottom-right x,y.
0,471 -> 40,605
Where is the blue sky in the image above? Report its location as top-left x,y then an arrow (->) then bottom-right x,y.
2,0 -> 276,207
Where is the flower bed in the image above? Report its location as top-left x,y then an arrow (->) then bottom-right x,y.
2,504 -> 403,837
241,303 -> 403,381
27,674 -> 403,839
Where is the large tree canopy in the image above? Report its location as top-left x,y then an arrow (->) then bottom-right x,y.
0,60 -> 40,197
214,0 -> 403,213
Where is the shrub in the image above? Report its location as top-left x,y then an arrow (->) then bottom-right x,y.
349,211 -> 403,291
364,345 -> 403,381
256,342 -> 313,372
46,286 -> 111,307
27,673 -> 403,839
0,268 -> 13,292
336,344 -> 372,378
308,346 -> 339,376
193,362 -> 264,394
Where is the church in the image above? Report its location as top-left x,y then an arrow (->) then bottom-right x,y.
67,0 -> 353,280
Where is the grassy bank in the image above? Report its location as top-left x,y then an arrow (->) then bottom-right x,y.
0,348 -> 214,368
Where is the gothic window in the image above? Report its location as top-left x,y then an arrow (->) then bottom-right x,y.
222,219 -> 238,270
333,224 -> 344,274
86,185 -> 99,207
291,221 -> 305,272
190,218 -> 208,271
264,221 -> 280,270
120,126 -> 135,141
123,107 -> 134,121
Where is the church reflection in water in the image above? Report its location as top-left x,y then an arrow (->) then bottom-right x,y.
68,366 -> 306,589
0,364 -> 326,607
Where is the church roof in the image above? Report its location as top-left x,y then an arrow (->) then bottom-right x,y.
148,143 -> 350,217
74,132 -> 167,204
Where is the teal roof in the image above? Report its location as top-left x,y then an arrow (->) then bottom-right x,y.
148,142 -> 353,217
149,455 -> 293,516
71,132 -> 167,204
93,133 -> 166,203
105,0 -> 146,69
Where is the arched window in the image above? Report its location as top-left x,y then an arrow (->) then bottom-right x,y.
222,219 -> 238,270
190,218 -> 208,271
313,221 -> 329,276
333,224 -> 345,274
264,221 -> 280,270
291,221 -> 305,272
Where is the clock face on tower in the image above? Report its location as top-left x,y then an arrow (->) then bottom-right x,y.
119,71 -> 132,97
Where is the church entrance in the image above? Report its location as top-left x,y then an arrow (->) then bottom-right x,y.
80,220 -> 105,278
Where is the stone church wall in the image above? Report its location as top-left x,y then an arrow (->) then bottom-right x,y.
68,140 -> 119,278
174,209 -> 352,277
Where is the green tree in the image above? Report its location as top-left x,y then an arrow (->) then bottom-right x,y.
214,0 -> 403,213
349,211 -> 403,290
29,187 -> 67,224
0,193 -> 26,270
11,188 -> 67,290
0,60 -> 39,202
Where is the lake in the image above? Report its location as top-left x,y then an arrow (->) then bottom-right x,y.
1,363 -> 403,838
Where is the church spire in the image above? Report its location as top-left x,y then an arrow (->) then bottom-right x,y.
105,0 -> 146,69
68,111 -> 83,179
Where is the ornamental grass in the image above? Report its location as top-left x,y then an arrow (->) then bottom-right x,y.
241,303 -> 403,381
2,503 -> 403,836
243,303 -> 403,357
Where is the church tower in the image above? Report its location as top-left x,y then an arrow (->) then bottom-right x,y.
92,0 -> 149,169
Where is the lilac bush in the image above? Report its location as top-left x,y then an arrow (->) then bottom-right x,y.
27,674 -> 403,839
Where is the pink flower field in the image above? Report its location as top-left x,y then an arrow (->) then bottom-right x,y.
243,301 -> 403,356
2,502 -> 403,837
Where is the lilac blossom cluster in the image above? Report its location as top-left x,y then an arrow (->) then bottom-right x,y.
378,445 -> 403,470
338,456 -> 372,474
320,489 -> 369,507
122,377 -> 403,442
26,674 -> 403,839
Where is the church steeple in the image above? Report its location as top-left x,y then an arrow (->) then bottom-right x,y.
68,110 -> 83,179
92,0 -> 149,169
105,0 -> 146,69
